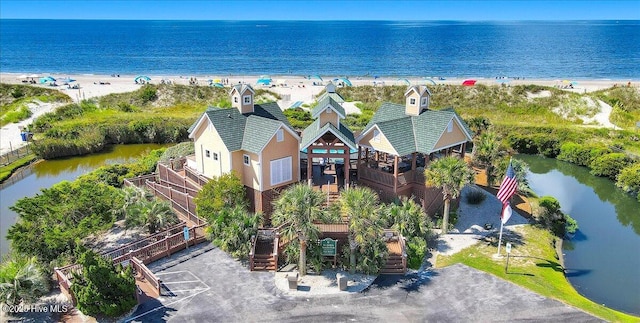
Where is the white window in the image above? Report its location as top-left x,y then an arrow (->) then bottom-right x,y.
276,128 -> 284,142
213,152 -> 219,161
243,95 -> 252,104
234,96 -> 238,103
373,129 -> 380,142
205,150 -> 211,158
421,97 -> 427,107
326,108 -> 332,114
270,156 -> 292,186
410,98 -> 416,105
243,154 -> 250,166
447,120 -> 453,133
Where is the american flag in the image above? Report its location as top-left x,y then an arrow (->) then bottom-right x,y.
496,161 -> 517,205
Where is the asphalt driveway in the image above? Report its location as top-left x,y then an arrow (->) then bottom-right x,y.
126,243 -> 601,322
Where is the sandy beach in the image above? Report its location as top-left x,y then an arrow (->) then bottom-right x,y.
0,72 -> 634,155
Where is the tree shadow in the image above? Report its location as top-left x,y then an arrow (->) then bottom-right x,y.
126,298 -> 177,322
535,260 -> 564,272
564,268 -> 592,278
364,270 -> 439,294
480,228 -> 525,248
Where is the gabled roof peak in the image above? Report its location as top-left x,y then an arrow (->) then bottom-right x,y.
230,84 -> 255,96
404,85 -> 431,97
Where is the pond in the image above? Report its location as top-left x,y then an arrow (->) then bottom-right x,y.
0,144 -> 168,257
516,154 -> 640,316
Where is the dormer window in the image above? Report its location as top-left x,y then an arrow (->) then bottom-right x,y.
234,96 -> 238,103
243,95 -> 251,104
410,98 -> 416,105
447,121 -> 453,133
326,108 -> 332,114
421,98 -> 427,107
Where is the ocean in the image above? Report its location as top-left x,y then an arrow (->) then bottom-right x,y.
1,19 -> 639,78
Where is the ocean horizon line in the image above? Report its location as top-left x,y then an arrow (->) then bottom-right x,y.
1,18 -> 639,23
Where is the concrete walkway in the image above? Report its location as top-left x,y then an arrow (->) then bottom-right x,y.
126,243 -> 600,322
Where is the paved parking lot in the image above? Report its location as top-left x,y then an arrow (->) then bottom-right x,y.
126,243 -> 601,322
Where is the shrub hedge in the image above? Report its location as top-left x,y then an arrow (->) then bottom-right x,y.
589,153 -> 633,179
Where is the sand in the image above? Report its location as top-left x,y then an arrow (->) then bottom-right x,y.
0,72 -> 635,156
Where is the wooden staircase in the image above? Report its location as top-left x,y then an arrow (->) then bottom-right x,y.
249,229 -> 278,271
380,231 -> 407,274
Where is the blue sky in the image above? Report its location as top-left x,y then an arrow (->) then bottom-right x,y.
1,1 -> 638,20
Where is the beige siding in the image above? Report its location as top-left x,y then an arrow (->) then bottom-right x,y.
261,127 -> 300,191
433,120 -> 468,150
405,91 -> 421,116
192,121 -> 231,179
358,127 -> 397,155
237,151 -> 260,190
318,108 -> 339,128
231,88 -> 254,114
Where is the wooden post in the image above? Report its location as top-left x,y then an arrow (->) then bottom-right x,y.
307,152 -> 313,186
461,142 -> 466,158
393,155 -> 399,193
411,152 -> 417,170
344,154 -> 350,187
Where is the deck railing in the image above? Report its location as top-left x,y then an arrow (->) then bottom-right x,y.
131,257 -> 162,297
101,222 -> 186,261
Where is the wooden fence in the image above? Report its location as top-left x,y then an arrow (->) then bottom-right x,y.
131,257 -> 162,297
0,145 -> 31,166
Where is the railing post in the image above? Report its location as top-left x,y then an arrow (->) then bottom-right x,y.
165,234 -> 171,257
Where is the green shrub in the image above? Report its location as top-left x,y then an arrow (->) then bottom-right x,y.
557,142 -> 610,167
283,107 -> 313,130
159,142 -> 195,163
195,172 -> 248,220
508,134 -> 538,154
0,255 -> 49,306
465,188 -> 486,205
616,163 -> 640,201
565,214 -> 579,235
71,250 -> 136,317
537,196 -> 578,237
139,85 -> 158,103
406,236 -> 427,269
589,153 -> 632,179
2,105 -> 32,124
355,238 -> 388,275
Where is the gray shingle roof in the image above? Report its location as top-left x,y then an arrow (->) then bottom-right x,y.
188,101 -> 294,153
360,103 -> 472,156
241,116 -> 283,154
300,119 -> 356,151
311,96 -> 345,118
316,91 -> 345,104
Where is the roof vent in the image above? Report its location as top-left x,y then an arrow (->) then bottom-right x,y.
227,113 -> 231,118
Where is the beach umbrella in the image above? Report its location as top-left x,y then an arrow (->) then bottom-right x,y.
135,75 -> 151,83
58,77 -> 75,84
571,81 -> 579,85
257,77 -> 271,85
211,83 -> 224,88
309,74 -> 323,81
39,76 -> 56,84
462,79 -> 476,86
423,78 -> 437,85
396,78 -> 411,85
334,77 -> 352,86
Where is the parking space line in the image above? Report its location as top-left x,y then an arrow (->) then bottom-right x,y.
155,271 -> 189,275
162,280 -> 203,284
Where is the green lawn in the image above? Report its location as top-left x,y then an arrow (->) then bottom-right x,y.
436,225 -> 639,322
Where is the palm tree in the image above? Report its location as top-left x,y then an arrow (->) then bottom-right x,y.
385,196 -> 430,239
473,131 -> 502,185
272,184 -> 327,276
339,186 -> 384,274
125,199 -> 177,233
0,256 -> 48,306
425,156 -> 475,234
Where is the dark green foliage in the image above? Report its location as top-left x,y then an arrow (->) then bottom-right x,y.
537,196 -> 578,237
283,107 -> 313,130
71,250 -> 136,317
204,206 -> 259,260
508,133 -> 560,157
465,187 -> 487,204
557,142 -> 610,167
0,83 -> 70,107
0,255 -> 49,306
616,163 -> 640,201
589,153 -> 632,179
383,196 -> 432,240
159,142 -> 195,163
466,116 -> 491,135
406,236 -> 427,269
80,164 -> 131,188
7,178 -> 123,265
195,172 -> 248,220
139,85 -> 157,103
355,238 -> 389,275
282,239 -> 325,273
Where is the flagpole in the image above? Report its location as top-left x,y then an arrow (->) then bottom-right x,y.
496,203 -> 505,256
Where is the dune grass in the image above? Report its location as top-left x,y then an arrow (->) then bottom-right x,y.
436,225 -> 639,322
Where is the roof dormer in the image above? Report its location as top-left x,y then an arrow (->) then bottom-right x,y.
312,97 -> 345,128
404,85 -> 431,116
230,84 -> 255,114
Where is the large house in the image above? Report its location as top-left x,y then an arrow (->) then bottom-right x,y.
187,83 -> 472,217
187,84 -> 300,219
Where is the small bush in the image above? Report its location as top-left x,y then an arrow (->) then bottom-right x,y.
616,163 -> 640,201
465,188 -> 486,205
2,105 -> 32,124
557,142 -> 609,167
406,236 -> 427,269
139,85 -> 158,103
589,153 -> 632,179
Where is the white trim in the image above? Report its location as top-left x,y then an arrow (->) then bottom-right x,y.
212,152 -> 219,161
430,116 -> 472,152
243,154 -> 250,166
269,156 -> 293,186
312,104 -> 345,119
447,120 -> 453,133
258,153 -> 263,191
409,98 -> 416,105
256,124 -> 301,155
188,113 -> 210,138
355,125 -> 399,156
243,95 -> 252,105
430,140 -> 469,154
299,124 -> 356,151
452,114 -> 473,140
373,129 -> 381,142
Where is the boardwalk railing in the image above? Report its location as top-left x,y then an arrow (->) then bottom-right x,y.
131,257 -> 161,297
101,222 -> 186,261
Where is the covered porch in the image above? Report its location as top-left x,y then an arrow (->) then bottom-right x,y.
356,142 -> 467,195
